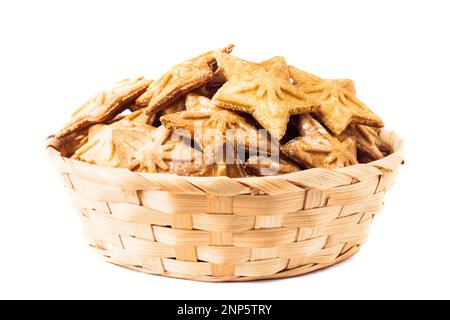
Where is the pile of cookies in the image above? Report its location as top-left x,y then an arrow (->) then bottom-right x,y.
55,45 -> 391,177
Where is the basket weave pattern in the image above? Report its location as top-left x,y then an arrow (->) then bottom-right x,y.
47,130 -> 404,282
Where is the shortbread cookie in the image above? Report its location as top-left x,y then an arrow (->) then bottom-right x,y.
56,77 -> 151,138
281,114 -> 358,169
133,124 -> 245,177
58,130 -> 89,157
260,56 -> 290,80
289,66 -> 383,135
136,45 -> 234,114
212,53 -> 318,139
133,126 -> 198,173
339,124 -> 391,161
161,109 -> 252,160
72,108 -> 157,167
161,97 -> 278,158
185,93 -> 221,112
72,125 -> 154,170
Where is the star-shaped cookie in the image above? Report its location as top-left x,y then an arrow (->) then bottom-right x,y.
289,66 -> 383,135
147,96 -> 186,126
185,93 -> 221,112
134,124 -> 245,177
260,56 -> 291,80
281,114 -> 358,169
56,77 -> 151,138
72,111 -> 155,169
160,110 -> 246,160
133,125 -> 206,174
289,66 -> 357,95
211,53 -> 318,139
135,45 -> 234,114
162,95 -> 278,158
339,124 -> 391,161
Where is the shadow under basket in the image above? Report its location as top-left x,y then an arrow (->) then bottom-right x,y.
46,130 -> 404,282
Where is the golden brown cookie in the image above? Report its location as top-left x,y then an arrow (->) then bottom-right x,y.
136,45 -> 234,114
133,125 -> 245,177
289,66 -> 356,94
161,110 -> 249,160
134,125 -> 214,176
260,56 -> 290,80
161,104 -> 281,178
133,125 -> 199,173
148,97 -> 186,127
339,124 -> 391,161
161,97 -> 278,158
121,107 -> 154,125
206,67 -> 228,89
281,114 -> 358,169
71,108 -> 156,168
289,66 -> 383,135
212,53 -> 318,139
56,77 -> 151,138
58,130 -> 89,158
245,155 -> 301,176
158,97 -> 186,116
72,125 -> 154,169
185,93 -> 221,112
334,79 -> 356,94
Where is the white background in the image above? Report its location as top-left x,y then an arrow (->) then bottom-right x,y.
0,0 -> 449,300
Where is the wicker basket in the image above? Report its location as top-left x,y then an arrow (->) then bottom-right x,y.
46,130 -> 404,282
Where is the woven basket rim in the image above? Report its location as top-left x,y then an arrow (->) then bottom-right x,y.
45,129 -> 404,183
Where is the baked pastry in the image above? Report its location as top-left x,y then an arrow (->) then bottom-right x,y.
136,45 -> 234,113
281,114 -> 358,169
212,53 -> 318,139
339,124 -> 391,161
57,77 -> 151,138
72,109 -> 155,169
53,46 -> 390,177
289,66 -> 384,135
